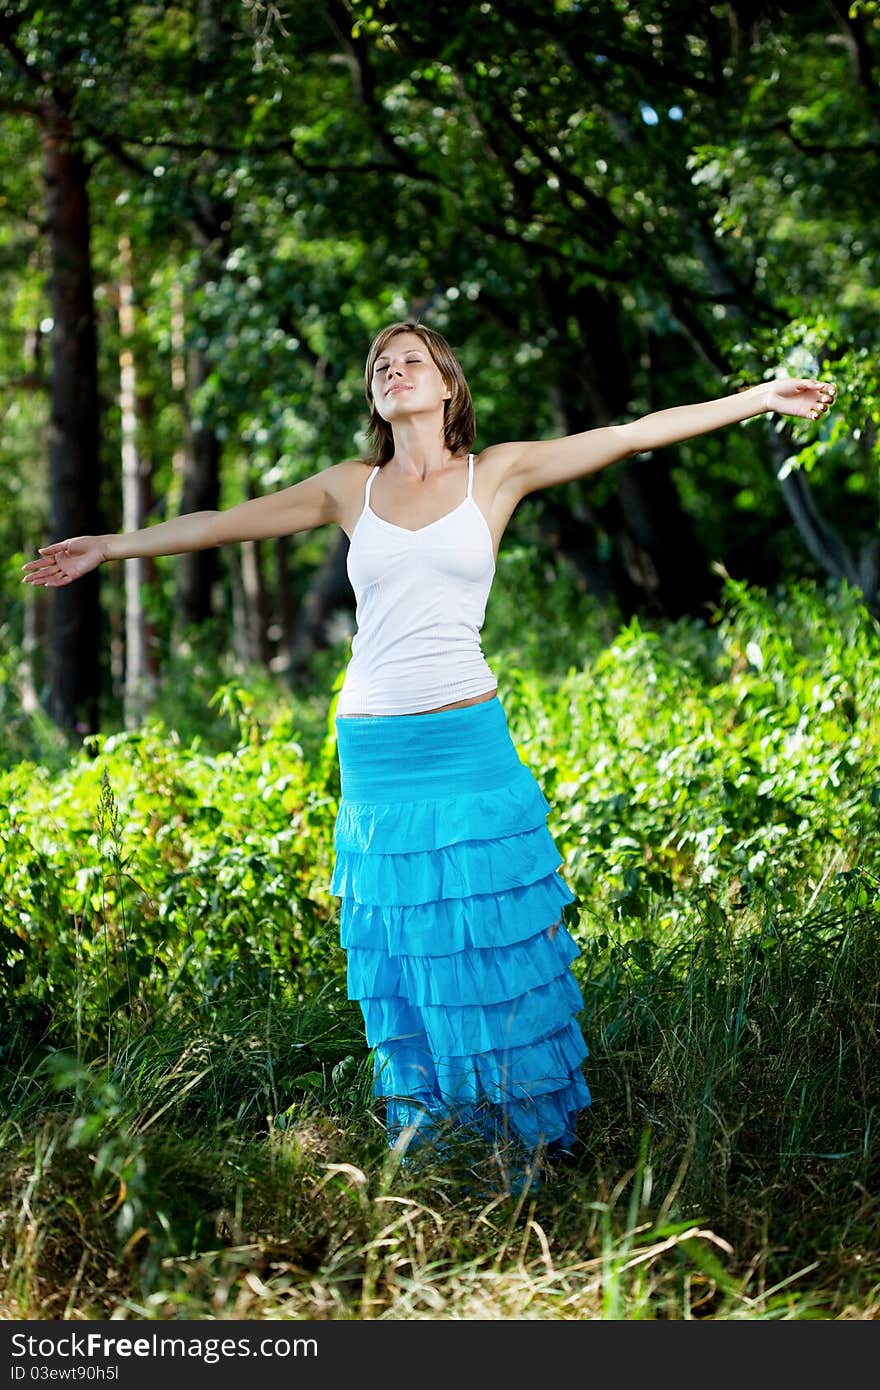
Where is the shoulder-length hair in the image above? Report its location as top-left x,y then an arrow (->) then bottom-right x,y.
362,321 -> 476,466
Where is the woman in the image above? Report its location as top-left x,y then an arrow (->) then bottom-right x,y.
23,322 -> 836,1169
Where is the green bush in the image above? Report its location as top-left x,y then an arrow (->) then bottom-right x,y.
2,575 -> 879,1319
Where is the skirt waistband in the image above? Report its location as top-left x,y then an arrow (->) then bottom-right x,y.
335,696 -> 522,801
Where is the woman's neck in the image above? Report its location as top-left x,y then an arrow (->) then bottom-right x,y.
387,418 -> 453,478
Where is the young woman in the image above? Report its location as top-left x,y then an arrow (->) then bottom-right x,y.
23,322 -> 836,1168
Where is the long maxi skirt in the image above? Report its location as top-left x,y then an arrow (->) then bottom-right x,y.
330,696 -> 591,1153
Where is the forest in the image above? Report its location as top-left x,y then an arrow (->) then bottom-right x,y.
1,0 -> 879,1324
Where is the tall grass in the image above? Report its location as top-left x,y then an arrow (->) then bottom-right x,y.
1,574 -> 879,1319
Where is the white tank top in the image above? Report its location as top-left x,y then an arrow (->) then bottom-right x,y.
336,454 -> 498,716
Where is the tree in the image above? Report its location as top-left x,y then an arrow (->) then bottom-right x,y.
3,0 -> 878,735
1,12 -> 102,730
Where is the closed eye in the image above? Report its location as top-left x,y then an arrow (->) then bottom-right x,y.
374,356 -> 424,373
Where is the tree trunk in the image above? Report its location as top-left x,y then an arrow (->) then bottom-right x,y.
41,109 -> 102,734
536,283 -> 716,617
229,545 -> 250,668
19,590 -> 43,716
174,333 -> 223,629
287,532 -> 352,687
767,430 -> 879,615
239,476 -> 272,666
173,3 -> 230,631
228,526 -> 272,667
118,234 -> 160,726
273,533 -> 295,665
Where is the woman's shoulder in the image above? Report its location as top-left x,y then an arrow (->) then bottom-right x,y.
474,441 -> 521,469
472,441 -> 522,493
322,457 -> 375,489
317,459 -> 378,525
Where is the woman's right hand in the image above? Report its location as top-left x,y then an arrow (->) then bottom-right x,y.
21,536 -> 107,587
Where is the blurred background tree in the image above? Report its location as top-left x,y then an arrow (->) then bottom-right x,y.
1,0 -> 877,733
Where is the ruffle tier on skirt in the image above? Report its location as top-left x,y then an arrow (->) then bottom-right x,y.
331,697 -> 591,1153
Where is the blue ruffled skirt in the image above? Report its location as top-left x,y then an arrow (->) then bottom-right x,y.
330,696 -> 591,1153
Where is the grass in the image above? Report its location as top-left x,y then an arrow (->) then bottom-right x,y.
2,876 -> 878,1320
2,574 -> 879,1320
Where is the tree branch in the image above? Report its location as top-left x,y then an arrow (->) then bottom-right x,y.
0,373 -> 48,391
83,127 -> 433,179
759,118 -> 880,156
321,0 -> 426,180
0,22 -> 64,120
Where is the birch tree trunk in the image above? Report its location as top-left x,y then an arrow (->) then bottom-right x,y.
118,233 -> 160,726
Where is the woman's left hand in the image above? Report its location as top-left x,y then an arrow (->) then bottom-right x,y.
763,377 -> 837,421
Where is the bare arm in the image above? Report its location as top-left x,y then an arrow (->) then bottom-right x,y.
22,465 -> 349,588
494,377 -> 837,502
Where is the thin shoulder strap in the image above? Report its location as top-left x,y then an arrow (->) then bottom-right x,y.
466,452 -> 474,498
363,464 -> 381,508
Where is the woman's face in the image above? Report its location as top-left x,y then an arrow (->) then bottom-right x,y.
370,332 -> 451,423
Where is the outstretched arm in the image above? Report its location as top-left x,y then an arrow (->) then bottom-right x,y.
496,377 -> 837,500
22,466 -> 344,589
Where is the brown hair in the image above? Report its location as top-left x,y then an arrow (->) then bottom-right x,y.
362,321 -> 476,466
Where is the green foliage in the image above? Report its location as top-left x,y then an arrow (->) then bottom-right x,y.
538,576 -> 880,912
2,578 -> 878,1322
4,576 -> 878,1072
0,704 -> 344,1059
4,0 -> 880,1312
483,532 -> 619,676
4,0 -> 880,658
